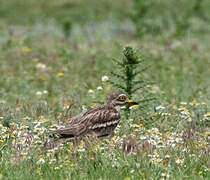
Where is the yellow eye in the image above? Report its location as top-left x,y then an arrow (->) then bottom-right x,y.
119,96 -> 126,101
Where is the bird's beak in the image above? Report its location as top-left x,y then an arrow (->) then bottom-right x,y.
126,99 -> 138,105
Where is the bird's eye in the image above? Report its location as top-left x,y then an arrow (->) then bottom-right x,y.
119,96 -> 126,101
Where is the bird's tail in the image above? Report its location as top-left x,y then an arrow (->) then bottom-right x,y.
50,129 -> 75,138
50,124 -> 88,138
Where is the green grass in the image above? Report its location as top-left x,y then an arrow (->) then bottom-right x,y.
0,0 -> 210,179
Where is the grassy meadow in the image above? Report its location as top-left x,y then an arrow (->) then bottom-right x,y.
0,0 -> 210,179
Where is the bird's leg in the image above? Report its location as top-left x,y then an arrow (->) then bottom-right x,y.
72,136 -> 82,145
92,132 -> 100,141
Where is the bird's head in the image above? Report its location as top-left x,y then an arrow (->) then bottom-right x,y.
105,92 -> 138,111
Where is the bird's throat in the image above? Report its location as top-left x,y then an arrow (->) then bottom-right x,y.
115,105 -> 122,112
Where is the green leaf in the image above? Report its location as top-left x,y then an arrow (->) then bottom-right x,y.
110,71 -> 126,80
112,58 -> 124,67
109,80 -> 126,91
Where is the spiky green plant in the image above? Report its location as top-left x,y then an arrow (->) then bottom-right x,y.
110,46 -> 155,118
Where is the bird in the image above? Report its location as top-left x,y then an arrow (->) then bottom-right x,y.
52,92 -> 138,139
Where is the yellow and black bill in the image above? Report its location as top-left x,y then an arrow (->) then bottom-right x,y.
126,99 -> 139,105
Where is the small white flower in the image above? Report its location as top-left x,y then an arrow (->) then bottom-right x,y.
180,110 -> 190,115
36,63 -> 46,71
129,105 -> 139,110
43,90 -> 48,94
180,102 -> 187,105
175,159 -> 184,164
177,106 -> 185,111
78,147 -> 86,152
165,154 -> 170,158
161,113 -> 171,116
0,100 -> 6,104
82,105 -> 87,111
88,89 -> 94,93
63,104 -> 70,110
37,158 -> 45,164
101,75 -> 109,82
97,86 -> 103,90
140,135 -> 146,140
130,169 -> 135,173
161,172 -> 167,177
203,112 -> 210,120
155,105 -> 165,110
36,91 -> 42,96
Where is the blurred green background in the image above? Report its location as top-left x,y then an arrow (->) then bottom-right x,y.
0,0 -> 210,104
0,0 -> 209,104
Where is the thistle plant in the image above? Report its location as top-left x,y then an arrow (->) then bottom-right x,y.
110,46 -> 155,118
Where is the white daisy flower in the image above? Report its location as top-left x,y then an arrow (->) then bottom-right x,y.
155,105 -> 165,110
36,91 -> 42,96
101,75 -> 109,82
97,86 -> 103,90
88,89 -> 94,93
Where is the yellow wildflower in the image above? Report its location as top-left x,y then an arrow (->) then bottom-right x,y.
65,160 -> 70,163
205,112 -> 210,117
123,177 -> 130,180
92,104 -> 97,108
33,58 -> 39,62
132,123 -> 137,127
23,155 -> 27,159
167,66 -> 174,71
41,77 -> 46,81
37,168 -> 41,173
25,116 -> 30,119
161,172 -> 167,177
50,123 -> 58,127
79,146 -> 84,149
154,158 -> 162,163
201,102 -> 207,105
204,131 -> 210,136
57,72 -> 64,77
22,46 -> 31,52
54,166 -> 59,170
130,104 -> 139,109
97,145 -> 101,150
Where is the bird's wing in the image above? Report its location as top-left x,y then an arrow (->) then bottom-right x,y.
84,106 -> 121,130
52,106 -> 120,138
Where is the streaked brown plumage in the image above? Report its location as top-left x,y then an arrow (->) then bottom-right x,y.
52,92 -> 138,138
